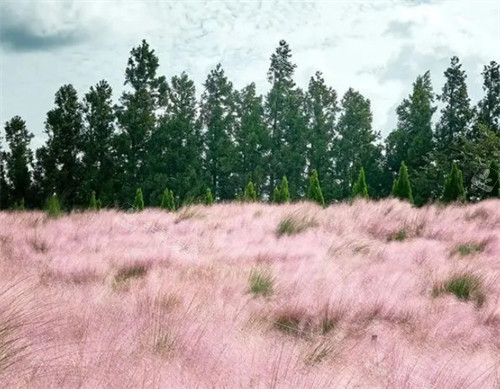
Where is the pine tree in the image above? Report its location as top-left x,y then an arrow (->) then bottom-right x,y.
96,199 -> 102,211
132,188 -> 145,211
0,142 -> 8,210
34,84 -> 84,208
161,188 -> 176,211
305,72 -> 338,202
46,194 -> 61,218
392,162 -> 413,203
442,162 -> 466,203
81,80 -> 116,207
334,88 -> 383,199
243,180 -> 258,202
477,61 -> 500,135
234,83 -> 269,195
352,167 -> 369,199
200,64 -> 238,200
488,160 -> 499,198
204,187 -> 214,205
307,169 -> 326,207
116,40 -> 168,206
3,116 -> 34,208
13,198 -> 25,211
89,191 -> 98,210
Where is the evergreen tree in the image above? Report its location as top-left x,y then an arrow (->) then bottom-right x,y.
442,162 -> 466,203
154,72 -> 203,204
13,198 -> 24,211
334,88 -> 383,199
204,187 -> 214,205
305,71 -> 338,202
307,169 -> 326,207
280,175 -> 290,203
477,61 -> 500,135
160,188 -> 176,211
96,199 -> 102,211
3,116 -> 34,207
46,194 -> 61,218
272,186 -> 282,204
81,80 -> 116,207
132,188 -> 145,211
0,140 -> 8,209
392,162 -> 413,203
89,191 -> 98,210
200,64 -> 238,200
265,40 -> 306,197
34,84 -> 83,208
243,180 -> 258,202
352,167 -> 369,199
234,83 -> 269,195
115,40 -> 168,206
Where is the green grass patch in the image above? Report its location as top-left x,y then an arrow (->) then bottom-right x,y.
453,243 -> 485,256
114,263 -> 149,284
388,228 -> 407,242
433,273 -> 485,307
248,268 -> 274,297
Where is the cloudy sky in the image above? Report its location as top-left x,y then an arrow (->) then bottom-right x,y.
1,0 -> 499,149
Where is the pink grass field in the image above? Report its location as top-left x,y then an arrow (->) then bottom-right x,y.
1,199 -> 500,389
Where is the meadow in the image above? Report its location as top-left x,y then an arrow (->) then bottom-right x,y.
1,199 -> 500,388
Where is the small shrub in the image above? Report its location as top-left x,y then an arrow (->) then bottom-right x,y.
277,214 -> 318,237
204,188 -> 214,205
160,188 -> 176,211
307,169 -> 326,207
248,268 -> 274,297
442,162 -> 466,203
132,188 -> 145,211
46,194 -> 61,218
392,161 -> 413,203
243,180 -> 258,202
352,167 -> 369,199
89,191 -> 98,211
434,273 -> 485,307
12,198 -> 25,211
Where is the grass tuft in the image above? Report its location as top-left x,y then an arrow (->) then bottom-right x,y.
277,213 -> 318,237
453,243 -> 485,257
248,268 -> 274,297
433,273 -> 485,307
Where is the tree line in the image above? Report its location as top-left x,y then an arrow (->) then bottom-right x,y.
1,39 -> 499,211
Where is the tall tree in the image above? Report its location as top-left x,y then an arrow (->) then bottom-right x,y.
477,61 -> 500,135
115,39 -> 168,206
305,71 -> 338,202
234,83 -> 269,196
154,72 -> 203,204
265,40 -> 299,195
0,132 -> 9,209
3,116 -> 33,207
34,84 -> 84,208
81,80 -> 116,206
200,64 -> 238,200
334,88 -> 383,199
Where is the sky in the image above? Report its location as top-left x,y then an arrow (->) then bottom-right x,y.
1,0 -> 499,149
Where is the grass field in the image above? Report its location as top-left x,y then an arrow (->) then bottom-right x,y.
1,199 -> 499,388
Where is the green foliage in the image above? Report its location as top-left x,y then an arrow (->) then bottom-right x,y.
388,228 -> 407,242
454,243 -> 485,256
352,167 -> 369,199
96,199 -> 102,210
281,176 -> 290,203
132,188 -> 145,211
392,161 -> 413,203
46,194 -> 61,218
203,188 -> 214,205
307,169 -> 326,207
243,180 -> 258,202
160,188 -> 176,211
248,268 -> 274,297
434,274 -> 485,307
442,162 -> 466,203
89,191 -> 98,211
13,198 -> 25,211
277,214 -> 317,237
488,160 -> 499,197
272,186 -> 282,203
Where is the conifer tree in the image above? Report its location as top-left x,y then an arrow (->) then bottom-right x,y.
89,191 -> 98,210
161,188 -> 176,211
13,198 -> 25,211
281,176 -> 290,203
352,167 -> 369,199
243,180 -> 258,202
392,162 -> 413,203
96,199 -> 102,211
204,188 -> 214,205
133,188 -> 145,211
272,186 -> 282,204
442,162 -> 466,203
307,169 -> 326,207
46,194 -> 61,218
